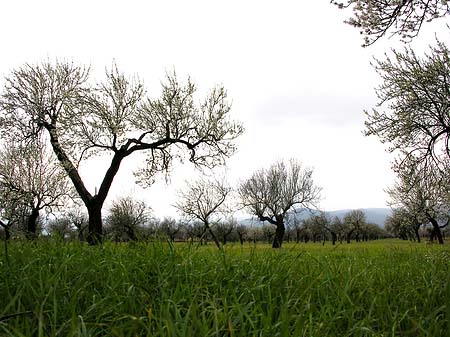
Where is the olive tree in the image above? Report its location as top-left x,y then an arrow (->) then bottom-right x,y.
0,61 -> 243,244
0,138 -> 73,239
238,159 -> 321,248
175,178 -> 231,249
332,0 -> 450,46
364,41 -> 450,171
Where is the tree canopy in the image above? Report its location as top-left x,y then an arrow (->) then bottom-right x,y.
0,138 -> 73,238
0,61 -> 243,244
332,0 -> 450,46
239,159 -> 321,248
364,40 -> 450,170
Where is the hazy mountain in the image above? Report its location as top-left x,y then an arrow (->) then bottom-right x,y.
238,208 -> 392,228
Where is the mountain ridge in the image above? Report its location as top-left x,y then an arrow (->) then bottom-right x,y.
238,208 -> 392,228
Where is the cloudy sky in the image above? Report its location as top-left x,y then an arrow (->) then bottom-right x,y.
0,1 -> 447,218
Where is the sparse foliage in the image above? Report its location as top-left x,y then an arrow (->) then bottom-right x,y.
343,210 -> 367,243
175,178 -> 231,249
365,41 -> 450,171
0,61 -> 243,244
387,157 -> 450,244
105,196 -> 150,242
239,159 -> 321,248
0,138 -> 74,239
159,217 -> 182,242
332,0 -> 450,46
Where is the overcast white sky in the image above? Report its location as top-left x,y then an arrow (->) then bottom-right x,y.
0,1 -> 447,218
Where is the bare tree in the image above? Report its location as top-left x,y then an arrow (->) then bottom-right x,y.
214,218 -> 236,245
159,216 -> 182,242
238,159 -> 321,248
332,0 -> 450,46
0,61 -> 243,244
46,217 -> 76,240
364,41 -> 450,171
105,196 -> 150,242
0,138 -> 74,239
175,178 -> 231,249
343,210 -> 367,243
65,207 -> 88,241
185,221 -> 207,245
235,224 -> 248,245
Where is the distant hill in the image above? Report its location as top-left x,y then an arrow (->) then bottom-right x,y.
238,208 -> 392,228
325,208 -> 392,227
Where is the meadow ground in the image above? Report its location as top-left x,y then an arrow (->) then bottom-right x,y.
0,239 -> 449,337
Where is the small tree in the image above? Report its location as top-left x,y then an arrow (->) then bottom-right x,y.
46,217 -> 76,240
105,196 -> 150,242
239,159 -> 321,248
214,218 -> 236,245
65,207 -> 88,241
175,178 -> 231,249
332,0 -> 450,46
343,210 -> 367,243
159,216 -> 182,242
235,224 -> 248,245
0,61 -> 243,244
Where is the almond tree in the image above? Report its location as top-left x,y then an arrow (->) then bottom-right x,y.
0,138 -> 73,239
175,178 -> 231,249
343,210 -> 367,243
365,41 -> 450,171
332,0 -> 450,46
0,61 -> 243,244
387,157 -> 450,244
159,216 -> 182,242
105,196 -> 150,242
238,159 -> 321,248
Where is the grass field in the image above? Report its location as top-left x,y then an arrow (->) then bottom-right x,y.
0,240 -> 449,336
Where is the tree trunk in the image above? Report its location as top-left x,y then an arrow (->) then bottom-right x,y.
48,125 -> 126,245
0,221 -> 10,241
126,224 -> 138,241
414,226 -> 421,243
26,208 -> 40,239
272,224 -> 285,248
331,232 -> 337,245
204,222 -> 221,249
87,203 -> 103,245
429,218 -> 444,244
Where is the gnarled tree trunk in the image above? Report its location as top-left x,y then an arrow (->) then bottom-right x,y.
272,223 -> 285,248
26,208 -> 40,239
87,202 -> 103,245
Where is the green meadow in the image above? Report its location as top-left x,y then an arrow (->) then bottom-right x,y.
0,240 -> 449,337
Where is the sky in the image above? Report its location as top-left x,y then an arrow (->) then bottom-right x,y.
0,1 -> 447,218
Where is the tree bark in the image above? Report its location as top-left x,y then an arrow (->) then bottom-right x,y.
429,217 -> 444,244
238,233 -> 244,245
272,223 -> 285,248
87,202 -> 103,245
26,208 -> 40,239
414,226 -> 421,243
331,232 -> 337,245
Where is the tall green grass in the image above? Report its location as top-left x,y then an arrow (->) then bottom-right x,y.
0,240 -> 449,336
